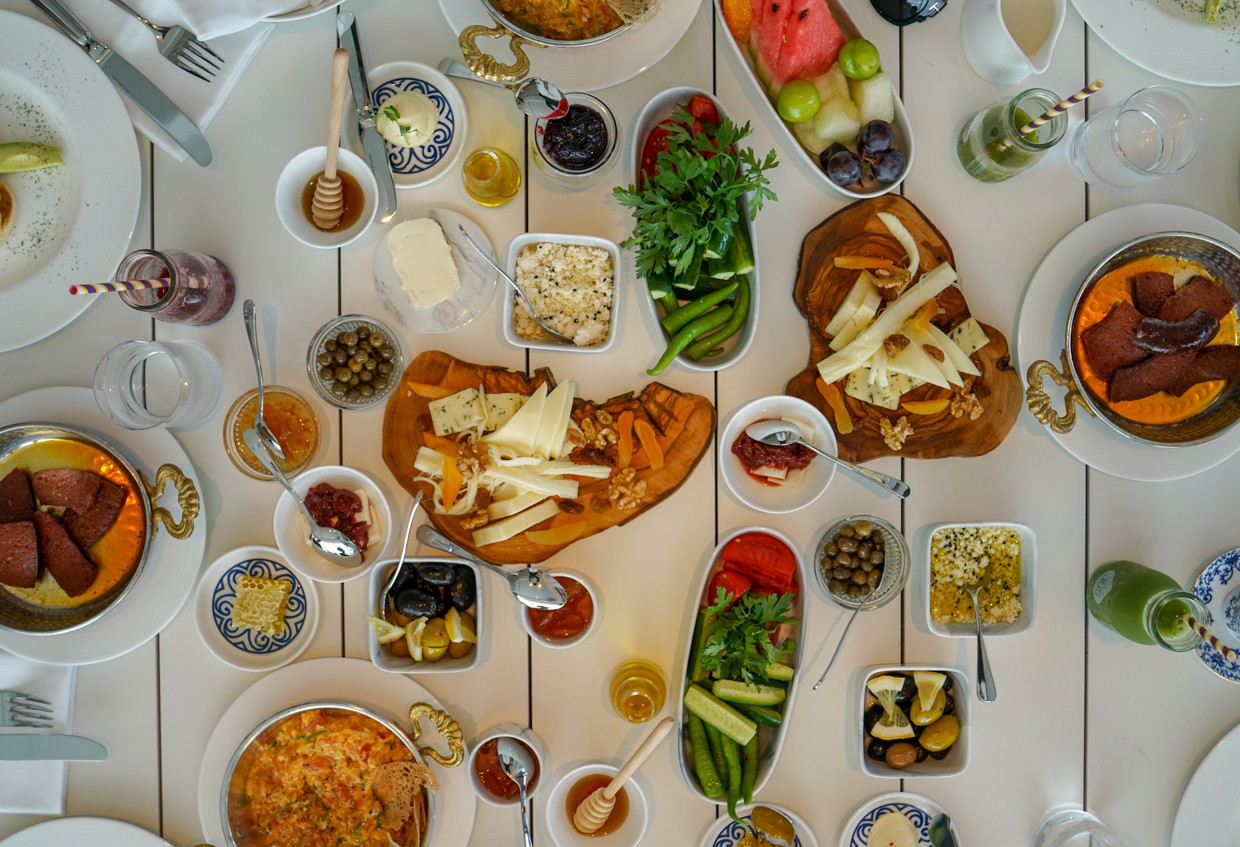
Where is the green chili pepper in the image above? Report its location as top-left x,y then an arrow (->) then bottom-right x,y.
686,274 -> 750,361
688,713 -> 724,798
704,722 -> 728,793
660,280 -> 740,335
741,732 -> 759,805
722,735 -> 743,823
648,305 -> 734,376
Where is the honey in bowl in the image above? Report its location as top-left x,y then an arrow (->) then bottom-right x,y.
474,737 -> 539,801
526,576 -> 593,639
301,170 -> 365,232
0,439 -> 144,609
567,773 -> 628,836
227,388 -> 320,478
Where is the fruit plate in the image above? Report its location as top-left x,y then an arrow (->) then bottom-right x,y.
675,527 -> 809,803
628,87 -> 761,374
784,195 -> 1023,463
712,0 -> 914,199
382,351 -> 715,565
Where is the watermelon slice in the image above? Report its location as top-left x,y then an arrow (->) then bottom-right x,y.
750,0 -> 845,95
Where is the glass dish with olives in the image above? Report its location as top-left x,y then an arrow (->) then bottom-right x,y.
859,666 -> 970,778
306,314 -> 405,411
814,514 -> 909,610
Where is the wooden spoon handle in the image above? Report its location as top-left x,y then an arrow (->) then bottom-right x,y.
604,716 -> 673,799
324,48 -> 349,179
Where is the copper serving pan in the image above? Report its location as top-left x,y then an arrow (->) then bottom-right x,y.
0,422 -> 198,635
1026,232 -> 1240,447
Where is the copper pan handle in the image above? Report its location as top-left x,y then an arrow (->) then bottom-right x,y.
1026,350 -> 1097,434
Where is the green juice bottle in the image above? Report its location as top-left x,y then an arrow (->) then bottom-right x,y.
1087,560 -> 1208,651
956,88 -> 1068,183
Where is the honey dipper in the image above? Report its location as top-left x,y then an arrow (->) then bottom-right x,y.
573,716 -> 674,834
311,48 -> 349,230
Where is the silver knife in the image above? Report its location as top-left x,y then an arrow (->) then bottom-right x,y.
29,0 -> 213,167
337,11 -> 397,224
0,734 -> 107,761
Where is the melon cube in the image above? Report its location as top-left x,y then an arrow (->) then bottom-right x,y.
812,97 -> 861,148
848,71 -> 895,127
813,64 -> 850,104
792,116 -> 832,156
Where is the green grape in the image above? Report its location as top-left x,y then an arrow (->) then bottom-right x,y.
777,80 -> 821,123
839,39 -> 881,81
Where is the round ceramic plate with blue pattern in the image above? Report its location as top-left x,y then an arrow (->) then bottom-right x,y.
193,545 -> 320,672
839,793 -> 958,847
697,805 -> 818,847
342,60 -> 467,190
1192,547 -> 1240,683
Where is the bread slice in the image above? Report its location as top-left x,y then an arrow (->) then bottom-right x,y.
0,182 -> 13,247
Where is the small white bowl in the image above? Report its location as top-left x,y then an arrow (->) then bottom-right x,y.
275,146 -> 378,249
502,232 -> 623,353
193,545 -> 320,672
272,465 -> 392,584
544,763 -> 649,847
918,522 -> 1038,637
521,569 -> 599,649
858,664 -> 971,779
719,395 -> 837,514
468,723 -> 547,807
365,556 -> 484,674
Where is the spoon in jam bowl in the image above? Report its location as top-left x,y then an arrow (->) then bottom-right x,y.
498,737 -> 536,847
242,300 -> 286,464
456,226 -> 574,343
241,427 -> 362,567
744,419 -> 911,499
437,58 -> 568,120
416,525 -> 568,610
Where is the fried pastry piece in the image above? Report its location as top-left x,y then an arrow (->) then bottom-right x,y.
1133,308 -> 1220,354
0,521 -> 38,588
1170,346 -> 1240,396
1109,350 -> 1197,403
32,469 -> 101,514
63,478 -> 125,550
1081,301 -> 1146,381
1133,271 -> 1175,317
0,469 -> 35,523
1157,276 -> 1233,323
30,512 -> 96,597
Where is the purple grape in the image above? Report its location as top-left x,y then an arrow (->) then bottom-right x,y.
858,120 -> 895,158
826,150 -> 863,186
868,148 -> 907,184
819,142 -> 849,170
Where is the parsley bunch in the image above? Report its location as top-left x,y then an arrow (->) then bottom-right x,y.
613,108 -> 778,283
699,588 -> 796,686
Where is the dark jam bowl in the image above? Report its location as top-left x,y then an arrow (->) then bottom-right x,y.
533,93 -> 619,183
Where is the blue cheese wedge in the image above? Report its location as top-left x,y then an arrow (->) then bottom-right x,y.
846,368 -> 916,410
949,317 -> 990,357
485,393 -> 528,432
387,218 -> 460,310
429,389 -> 485,436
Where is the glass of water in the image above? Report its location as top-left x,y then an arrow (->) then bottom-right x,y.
1031,809 -> 1132,847
1067,86 -> 1203,192
93,340 -> 223,430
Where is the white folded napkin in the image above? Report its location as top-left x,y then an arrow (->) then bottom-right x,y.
145,0 -> 322,40
0,650 -> 77,816
54,0 -> 279,162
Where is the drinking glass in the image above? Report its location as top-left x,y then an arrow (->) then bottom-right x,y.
94,340 -> 223,430
116,248 -> 237,326
1067,86 -> 1204,192
1031,810 -> 1132,847
609,660 -> 666,723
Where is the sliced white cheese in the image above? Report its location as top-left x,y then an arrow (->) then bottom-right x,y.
483,383 -> 547,455
352,489 -> 371,524
824,273 -> 875,337
886,339 -> 951,389
845,368 -> 915,410
829,281 -> 882,351
429,389 -> 485,436
472,498 -> 561,546
481,465 -> 579,499
817,263 -> 958,385
877,212 -> 919,275
366,505 -> 381,548
534,381 -> 575,460
905,327 -> 964,387
925,323 -> 981,377
487,491 -> 548,521
949,317 -> 991,357
491,482 -> 521,501
753,465 -> 788,480
485,393 -> 528,432
534,462 -> 613,479
414,446 -> 447,476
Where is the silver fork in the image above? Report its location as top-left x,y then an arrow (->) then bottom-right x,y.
104,0 -> 224,81
1,691 -> 53,729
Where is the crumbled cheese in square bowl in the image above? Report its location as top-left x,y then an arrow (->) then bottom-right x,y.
922,522 -> 1037,637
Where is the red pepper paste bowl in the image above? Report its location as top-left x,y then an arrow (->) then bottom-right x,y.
719,395 -> 837,515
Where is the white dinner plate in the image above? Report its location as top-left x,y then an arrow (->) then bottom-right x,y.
373,208 -> 497,334
196,657 -> 476,847
0,387 -> 205,664
1015,204 -> 1240,481
1071,0 -> 1240,86
438,0 -> 703,92
0,12 -> 141,353
697,804 -> 820,847
839,792 -> 960,847
1171,718 -> 1240,847
0,817 -> 170,847
265,0 -> 346,21
1190,547 -> 1240,684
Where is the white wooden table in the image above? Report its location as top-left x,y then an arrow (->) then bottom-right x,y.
1,0 -> 1239,844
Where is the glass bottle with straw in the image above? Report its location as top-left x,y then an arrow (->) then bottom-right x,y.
956,82 -> 1102,183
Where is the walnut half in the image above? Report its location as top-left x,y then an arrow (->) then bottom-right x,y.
607,467 -> 647,510
950,385 -> 984,420
880,415 -> 914,451
460,511 -> 489,531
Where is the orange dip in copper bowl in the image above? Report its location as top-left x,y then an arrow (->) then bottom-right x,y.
1067,232 -> 1240,447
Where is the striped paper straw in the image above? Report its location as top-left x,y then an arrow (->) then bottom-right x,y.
69,275 -> 206,295
1186,615 -> 1236,662
1018,81 -> 1104,137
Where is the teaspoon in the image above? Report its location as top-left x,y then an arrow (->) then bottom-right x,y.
966,582 -> 997,702
242,300 -> 285,464
497,738 -> 536,847
437,58 -> 568,120
415,525 -> 567,610
744,419 -> 910,499
456,226 -> 574,343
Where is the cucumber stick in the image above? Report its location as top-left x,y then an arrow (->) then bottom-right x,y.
739,704 -> 783,727
684,684 -> 757,745
712,679 -> 787,707
766,662 -> 795,681
731,216 -> 755,276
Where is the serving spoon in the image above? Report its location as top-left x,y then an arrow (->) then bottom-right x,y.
497,738 -> 536,847
437,58 -> 568,119
812,585 -> 874,691
242,300 -> 285,463
241,427 -> 361,567
377,491 -> 424,614
456,226 -> 574,343
415,525 -> 568,610
744,419 -> 910,499
965,581 -> 997,702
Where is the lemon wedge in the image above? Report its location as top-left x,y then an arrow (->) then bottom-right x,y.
913,671 -> 946,713
867,674 -> 915,740
405,617 -> 428,661
0,142 -> 62,173
366,615 -> 406,645
445,607 -> 478,644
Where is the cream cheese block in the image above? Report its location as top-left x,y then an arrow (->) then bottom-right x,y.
387,218 -> 461,310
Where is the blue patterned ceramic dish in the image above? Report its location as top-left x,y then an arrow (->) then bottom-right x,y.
371,77 -> 454,175
1192,547 -> 1240,683
837,793 -> 957,847
211,558 -> 307,654
711,816 -> 805,847
696,804 -> 819,847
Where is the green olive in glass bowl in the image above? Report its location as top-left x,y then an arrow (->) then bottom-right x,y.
306,314 -> 404,411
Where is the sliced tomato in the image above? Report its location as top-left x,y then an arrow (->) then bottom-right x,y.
639,121 -> 675,183
687,95 -> 720,126
723,532 -> 797,591
706,569 -> 752,610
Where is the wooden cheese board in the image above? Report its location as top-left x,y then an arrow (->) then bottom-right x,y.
784,195 -> 1022,462
382,351 -> 716,565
